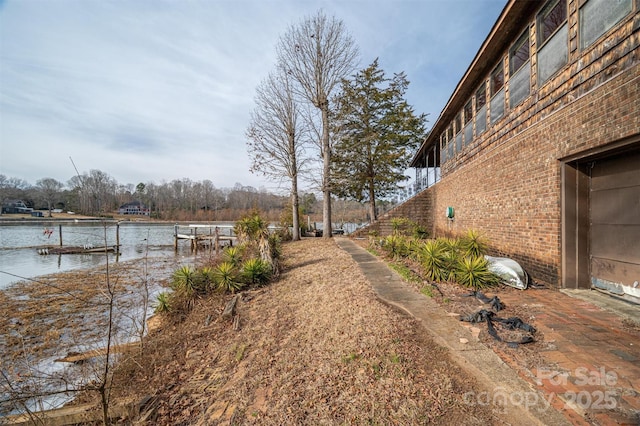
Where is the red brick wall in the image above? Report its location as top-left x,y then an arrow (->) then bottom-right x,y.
433,64 -> 640,287
351,189 -> 434,238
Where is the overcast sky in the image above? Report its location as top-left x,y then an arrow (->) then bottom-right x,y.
0,0 -> 505,192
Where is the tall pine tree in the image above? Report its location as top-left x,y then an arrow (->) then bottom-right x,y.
332,59 -> 427,221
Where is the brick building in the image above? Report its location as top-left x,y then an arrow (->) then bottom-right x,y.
407,0 -> 639,301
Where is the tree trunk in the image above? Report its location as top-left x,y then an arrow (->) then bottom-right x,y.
291,176 -> 300,241
321,105 -> 333,238
368,181 -> 377,222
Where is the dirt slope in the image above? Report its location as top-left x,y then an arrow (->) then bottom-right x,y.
100,239 -> 502,424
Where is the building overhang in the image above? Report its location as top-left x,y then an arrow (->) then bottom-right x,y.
410,0 -> 539,168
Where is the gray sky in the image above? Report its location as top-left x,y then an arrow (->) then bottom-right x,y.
0,0 -> 505,191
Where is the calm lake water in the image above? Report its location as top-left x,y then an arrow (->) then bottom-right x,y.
0,220 -> 236,415
0,221 -> 233,289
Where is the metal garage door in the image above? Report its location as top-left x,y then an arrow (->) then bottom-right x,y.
590,150 -> 640,301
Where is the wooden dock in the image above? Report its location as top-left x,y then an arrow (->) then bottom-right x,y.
37,245 -> 118,255
174,224 -> 236,254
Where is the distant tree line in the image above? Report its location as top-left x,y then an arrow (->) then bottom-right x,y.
0,171 -> 333,222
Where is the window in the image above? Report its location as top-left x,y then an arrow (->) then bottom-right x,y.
580,0 -> 632,50
447,125 -> 454,159
440,133 -> 447,163
509,29 -> 531,107
463,100 -> 473,125
510,29 -> 530,75
537,0 -> 568,84
538,0 -> 567,46
463,100 -> 473,145
475,83 -> 487,135
490,63 -> 505,123
455,113 -> 463,153
490,63 -> 504,96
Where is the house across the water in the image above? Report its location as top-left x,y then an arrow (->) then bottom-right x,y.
1,199 -> 33,214
118,200 -> 150,216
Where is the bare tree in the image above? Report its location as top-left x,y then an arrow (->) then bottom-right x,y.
277,10 -> 359,238
35,178 -> 64,217
247,66 -> 309,240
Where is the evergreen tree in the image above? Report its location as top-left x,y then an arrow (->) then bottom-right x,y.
332,59 -> 427,221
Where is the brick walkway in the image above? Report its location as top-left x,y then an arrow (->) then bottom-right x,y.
496,288 -> 640,425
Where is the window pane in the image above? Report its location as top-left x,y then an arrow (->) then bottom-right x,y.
538,24 -> 568,83
456,132 -> 462,153
476,105 -> 487,135
510,30 -> 530,74
464,121 -> 473,146
464,100 -> 472,124
510,61 -> 531,107
448,140 -> 454,159
490,89 -> 505,123
491,64 -> 504,96
580,0 -> 632,49
476,83 -> 486,109
538,0 -> 567,46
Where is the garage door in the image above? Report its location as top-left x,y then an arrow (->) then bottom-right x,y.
590,150 -> 640,301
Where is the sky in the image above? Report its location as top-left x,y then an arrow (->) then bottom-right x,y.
0,0 -> 506,193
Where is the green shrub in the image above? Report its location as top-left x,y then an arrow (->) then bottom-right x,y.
391,217 -> 411,235
222,246 -> 244,267
460,229 -> 488,258
171,266 -> 197,296
418,239 -> 448,282
381,234 -> 409,259
154,292 -> 171,314
242,258 -> 272,286
234,210 -> 269,243
412,225 -> 429,239
455,256 -> 501,291
213,261 -> 243,293
198,266 -> 216,293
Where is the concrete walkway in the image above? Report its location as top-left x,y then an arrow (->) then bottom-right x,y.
336,238 -> 640,426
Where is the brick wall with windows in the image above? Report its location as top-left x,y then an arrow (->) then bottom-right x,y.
433,58 -> 639,286
406,0 -> 639,287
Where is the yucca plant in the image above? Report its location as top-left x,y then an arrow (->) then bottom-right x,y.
455,256 -> 501,291
198,266 -> 216,293
234,211 -> 269,244
222,246 -> 244,267
418,239 -> 448,282
412,225 -> 429,240
242,258 -> 272,286
382,234 -> 408,259
213,261 -> 243,293
154,292 -> 171,314
171,266 -> 197,296
439,237 -> 462,257
443,249 -> 461,282
391,217 -> 410,235
460,229 -> 488,259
